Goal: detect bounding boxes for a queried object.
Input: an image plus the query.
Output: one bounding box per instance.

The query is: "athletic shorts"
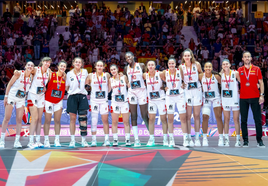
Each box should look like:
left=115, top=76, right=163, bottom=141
left=222, top=105, right=240, bottom=111
left=67, top=94, right=89, bottom=114
left=128, top=88, right=147, bottom=105
left=45, top=100, right=63, bottom=114
left=111, top=101, right=129, bottom=114
left=7, top=95, right=25, bottom=109
left=148, top=99, right=166, bottom=115
left=166, top=94, right=186, bottom=114
left=90, top=100, right=109, bottom=115
left=27, top=92, right=45, bottom=108
left=185, top=87, right=202, bottom=106
left=202, top=98, right=221, bottom=117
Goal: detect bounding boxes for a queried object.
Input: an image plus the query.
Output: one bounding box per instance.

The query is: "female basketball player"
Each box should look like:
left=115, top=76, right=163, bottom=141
left=179, top=49, right=203, bottom=147
left=221, top=59, right=241, bottom=147
left=0, top=61, right=34, bottom=148
left=200, top=62, right=224, bottom=146
left=124, top=52, right=149, bottom=147
left=86, top=60, right=111, bottom=147
left=66, top=57, right=89, bottom=148
left=27, top=57, right=52, bottom=149
left=144, top=61, right=168, bottom=146
left=110, top=64, right=131, bottom=146
left=43, top=60, right=67, bottom=147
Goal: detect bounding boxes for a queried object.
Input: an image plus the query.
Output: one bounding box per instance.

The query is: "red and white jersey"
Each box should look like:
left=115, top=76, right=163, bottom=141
left=29, top=67, right=49, bottom=95
left=146, top=71, right=165, bottom=101
left=201, top=74, right=220, bottom=100
left=182, top=63, right=201, bottom=88
left=90, top=72, right=108, bottom=102
left=111, top=76, right=128, bottom=103
left=9, top=71, right=31, bottom=98
left=127, top=63, right=146, bottom=91
left=166, top=69, right=184, bottom=96
left=66, top=68, right=88, bottom=95
left=221, top=70, right=239, bottom=107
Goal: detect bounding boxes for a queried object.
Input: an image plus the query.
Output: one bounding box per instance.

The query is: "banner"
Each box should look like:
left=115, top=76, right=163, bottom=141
left=137, top=57, right=157, bottom=64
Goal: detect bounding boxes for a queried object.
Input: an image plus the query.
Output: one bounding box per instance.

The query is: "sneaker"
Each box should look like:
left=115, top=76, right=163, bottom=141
left=183, top=138, right=190, bottom=147
left=146, top=139, right=155, bottom=146
left=36, top=141, right=44, bottom=148
left=195, top=139, right=201, bottom=147
left=169, top=137, right=175, bottom=147
left=224, top=139, right=230, bottom=147
left=82, top=140, right=89, bottom=147
left=44, top=139, right=50, bottom=148
left=188, top=139, right=194, bottom=147
left=91, top=140, right=97, bottom=147
left=163, top=138, right=169, bottom=146
left=202, top=138, right=209, bottom=146
left=102, top=140, right=111, bottom=147
left=235, top=140, right=241, bottom=147
left=69, top=140, right=76, bottom=148
left=125, top=140, right=131, bottom=146
left=242, top=141, right=249, bottom=147
left=257, top=141, right=265, bottom=148
left=54, top=138, right=61, bottom=147
left=218, top=138, right=224, bottom=146
left=134, top=139, right=141, bottom=147
left=14, top=141, right=22, bottom=148
left=27, top=142, right=38, bottom=149
left=113, top=140, right=118, bottom=147
left=0, top=139, right=5, bottom=148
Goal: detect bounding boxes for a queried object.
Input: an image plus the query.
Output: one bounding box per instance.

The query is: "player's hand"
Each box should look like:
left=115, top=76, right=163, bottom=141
left=128, top=83, right=130, bottom=88
left=181, top=82, right=187, bottom=89
left=165, top=87, right=169, bottom=91
left=259, top=96, right=264, bottom=105
left=119, top=72, right=124, bottom=77
left=4, top=97, right=8, bottom=107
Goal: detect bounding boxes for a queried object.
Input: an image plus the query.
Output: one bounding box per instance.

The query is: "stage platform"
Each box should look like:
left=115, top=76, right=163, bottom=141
left=1, top=136, right=268, bottom=185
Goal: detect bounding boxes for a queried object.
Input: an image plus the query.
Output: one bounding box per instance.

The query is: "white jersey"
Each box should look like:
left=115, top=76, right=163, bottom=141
left=146, top=71, right=165, bottom=101
left=9, top=71, right=31, bottom=99
left=111, top=76, right=128, bottom=103
left=182, top=63, right=201, bottom=89
left=127, top=63, right=146, bottom=91
left=66, top=69, right=88, bottom=95
left=221, top=70, right=239, bottom=107
left=166, top=69, right=184, bottom=96
left=29, top=67, right=49, bottom=95
left=90, top=72, right=108, bottom=102
left=201, top=74, right=220, bottom=100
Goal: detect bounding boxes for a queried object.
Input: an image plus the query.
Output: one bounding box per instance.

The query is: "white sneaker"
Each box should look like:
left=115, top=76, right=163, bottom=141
left=235, top=140, right=241, bottom=147
left=183, top=138, right=190, bottom=147
left=202, top=138, right=209, bottom=146
left=224, top=139, right=230, bottom=147
left=0, top=139, right=5, bottom=148
left=194, top=139, right=201, bottom=147
left=44, top=139, right=50, bottom=148
left=14, top=141, right=22, bottom=148
left=113, top=140, right=118, bottom=147
left=134, top=139, right=141, bottom=147
left=125, top=140, right=131, bottom=146
left=218, top=138, right=224, bottom=146
left=91, top=140, right=97, bottom=147
left=27, top=142, right=38, bottom=149
left=146, top=139, right=155, bottom=146
left=163, top=138, right=169, bottom=146
left=82, top=140, right=89, bottom=147
left=36, top=141, right=44, bottom=148
left=102, top=140, right=111, bottom=147
left=189, top=139, right=195, bottom=147
left=69, top=140, right=76, bottom=148
left=54, top=138, right=61, bottom=147
left=169, top=137, right=175, bottom=147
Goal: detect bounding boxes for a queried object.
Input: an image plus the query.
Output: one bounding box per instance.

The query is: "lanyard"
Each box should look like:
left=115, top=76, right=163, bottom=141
left=23, top=71, right=29, bottom=92
left=129, top=63, right=136, bottom=82
left=224, top=70, right=231, bottom=90
left=40, top=67, right=47, bottom=87
left=186, top=64, right=192, bottom=80
left=206, top=74, right=212, bottom=91
left=75, top=69, right=82, bottom=88
left=169, top=69, right=176, bottom=88
left=97, top=72, right=103, bottom=91
left=114, top=76, right=121, bottom=94
left=56, top=72, right=62, bottom=90
left=148, top=72, right=155, bottom=91
left=244, top=65, right=252, bottom=82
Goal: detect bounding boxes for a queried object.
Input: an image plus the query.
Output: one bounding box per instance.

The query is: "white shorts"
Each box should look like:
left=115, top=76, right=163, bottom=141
left=45, top=100, right=63, bottom=114
left=7, top=95, right=25, bottom=109
left=111, top=101, right=129, bottom=114
left=166, top=94, right=186, bottom=114
left=202, top=98, right=221, bottom=117
left=90, top=101, right=109, bottom=115
left=27, top=92, right=45, bottom=108
left=128, top=88, right=147, bottom=105
left=148, top=99, right=166, bottom=115
left=222, top=105, right=240, bottom=111
left=185, top=87, right=202, bottom=106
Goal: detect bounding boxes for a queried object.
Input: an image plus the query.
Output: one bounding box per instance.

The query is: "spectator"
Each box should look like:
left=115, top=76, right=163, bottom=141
left=33, top=30, right=43, bottom=60
left=42, top=39, right=50, bottom=57
left=213, top=39, right=222, bottom=57
left=13, top=3, right=22, bottom=17
left=62, top=27, right=72, bottom=41
left=6, top=35, right=15, bottom=47
left=24, top=50, right=32, bottom=62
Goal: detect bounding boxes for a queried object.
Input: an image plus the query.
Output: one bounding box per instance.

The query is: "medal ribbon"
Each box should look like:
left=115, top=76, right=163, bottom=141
left=113, top=76, right=121, bottom=94
left=56, top=72, right=62, bottom=90
left=75, top=69, right=82, bottom=88
left=23, top=71, right=28, bottom=92
left=148, top=72, right=155, bottom=91
left=129, top=63, right=136, bottom=82
left=41, top=67, right=47, bottom=87
left=224, top=70, right=231, bottom=90
left=169, top=69, right=176, bottom=88
left=97, top=72, right=103, bottom=91
left=186, top=64, right=192, bottom=80
left=244, top=65, right=252, bottom=83
left=206, top=74, right=212, bottom=91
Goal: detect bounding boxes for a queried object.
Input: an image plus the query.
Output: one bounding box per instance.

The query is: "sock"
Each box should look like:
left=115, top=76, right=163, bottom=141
left=105, top=134, right=109, bottom=141
left=55, top=135, right=59, bottom=140
left=71, top=135, right=75, bottom=141
left=150, top=135, right=154, bottom=140
left=92, top=135, right=96, bottom=141
left=236, top=135, right=240, bottom=141
left=163, top=134, right=167, bottom=140
left=1, top=132, right=5, bottom=140
left=15, top=135, right=20, bottom=141
left=29, top=135, right=34, bottom=142
left=44, top=135, right=49, bottom=141
left=169, top=133, right=174, bottom=138
left=195, top=132, right=199, bottom=140
left=183, top=133, right=188, bottom=140
left=35, top=135, right=40, bottom=142
left=125, top=133, right=130, bottom=140
left=188, top=134, right=191, bottom=139
left=81, top=136, right=86, bottom=142
left=219, top=134, right=223, bottom=139
left=132, top=126, right=139, bottom=140
left=224, top=134, right=229, bottom=140
left=203, top=133, right=207, bottom=139
left=113, top=133, right=118, bottom=140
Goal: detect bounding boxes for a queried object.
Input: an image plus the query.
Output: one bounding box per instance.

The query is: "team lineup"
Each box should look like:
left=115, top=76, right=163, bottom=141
left=0, top=49, right=265, bottom=149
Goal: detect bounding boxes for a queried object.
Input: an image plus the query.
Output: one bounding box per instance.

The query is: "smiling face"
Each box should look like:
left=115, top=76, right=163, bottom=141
left=125, top=53, right=134, bottom=64
left=73, top=58, right=82, bottom=69
left=25, top=61, right=34, bottom=72
left=58, top=62, right=67, bottom=73
left=168, top=59, right=176, bottom=70
left=42, top=60, right=51, bottom=69
left=183, top=51, right=191, bottom=63
left=95, top=61, right=104, bottom=73
left=110, top=65, right=118, bottom=76
left=204, top=62, right=212, bottom=74
left=242, top=52, right=252, bottom=65
left=222, top=60, right=231, bottom=72
left=147, top=61, right=156, bottom=72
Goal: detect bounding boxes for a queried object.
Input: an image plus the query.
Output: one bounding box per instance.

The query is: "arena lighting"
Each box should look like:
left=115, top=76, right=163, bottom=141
left=118, top=1, right=128, bottom=3
left=199, top=1, right=201, bottom=3
left=51, top=5, right=54, bottom=9
left=226, top=1, right=229, bottom=3
left=64, top=5, right=67, bottom=9
left=38, top=5, right=41, bottom=9
left=212, top=1, right=215, bottom=3
left=75, top=1, right=77, bottom=3
left=185, top=1, right=187, bottom=4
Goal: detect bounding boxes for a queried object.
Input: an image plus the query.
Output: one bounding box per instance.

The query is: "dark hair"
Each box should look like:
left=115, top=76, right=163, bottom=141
left=58, top=60, right=67, bottom=67
left=95, top=60, right=105, bottom=67
left=110, top=64, right=118, bottom=70
left=242, top=51, right=252, bottom=57
left=72, top=57, right=84, bottom=68
left=38, top=57, right=52, bottom=67
left=204, top=62, right=221, bottom=76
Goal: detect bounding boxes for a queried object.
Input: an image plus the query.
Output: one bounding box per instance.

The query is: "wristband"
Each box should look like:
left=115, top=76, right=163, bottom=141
left=5, top=95, right=8, bottom=98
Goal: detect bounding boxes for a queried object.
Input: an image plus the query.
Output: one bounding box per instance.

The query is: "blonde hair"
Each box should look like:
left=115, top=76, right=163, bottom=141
left=72, top=57, right=84, bottom=68
left=38, top=57, right=52, bottom=67
left=181, top=49, right=196, bottom=64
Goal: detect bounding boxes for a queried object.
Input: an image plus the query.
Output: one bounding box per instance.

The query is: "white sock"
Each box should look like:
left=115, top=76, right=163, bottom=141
left=150, top=135, right=154, bottom=140
left=183, top=133, right=188, bottom=140
left=15, top=135, right=20, bottom=141
left=163, top=134, right=167, bottom=140
left=105, top=134, right=109, bottom=141
left=71, top=135, right=75, bottom=141
left=125, top=133, right=130, bottom=140
left=224, top=134, right=229, bottom=140
left=113, top=133, right=118, bottom=140
left=195, top=132, right=199, bottom=140
left=1, top=132, right=5, bottom=140
left=44, top=135, right=49, bottom=141
left=236, top=135, right=240, bottom=141
left=92, top=135, right=96, bottom=141
left=219, top=134, right=223, bottom=139
left=203, top=133, right=207, bottom=139
left=188, top=134, right=191, bottom=139
left=55, top=135, right=59, bottom=140
left=81, top=136, right=86, bottom=142
left=35, top=135, right=40, bottom=142
left=29, top=135, right=34, bottom=142
left=132, top=126, right=139, bottom=140
left=169, top=133, right=174, bottom=138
